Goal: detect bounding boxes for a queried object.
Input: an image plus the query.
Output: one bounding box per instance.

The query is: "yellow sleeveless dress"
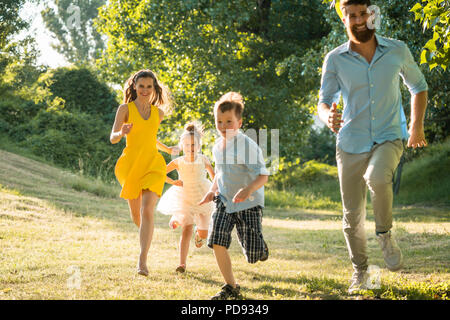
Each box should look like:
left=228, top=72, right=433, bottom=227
left=114, top=102, right=166, bottom=200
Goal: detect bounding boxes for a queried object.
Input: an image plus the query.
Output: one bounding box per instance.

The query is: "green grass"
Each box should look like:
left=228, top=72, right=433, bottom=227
left=0, top=148, right=449, bottom=300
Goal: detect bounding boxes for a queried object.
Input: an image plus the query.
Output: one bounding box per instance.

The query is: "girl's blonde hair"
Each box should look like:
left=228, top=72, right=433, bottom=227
left=179, top=121, right=204, bottom=149
left=123, top=69, right=173, bottom=114
left=214, top=92, right=244, bottom=119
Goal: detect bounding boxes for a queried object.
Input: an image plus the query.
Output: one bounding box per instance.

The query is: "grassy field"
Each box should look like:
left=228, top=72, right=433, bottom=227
left=0, top=149, right=449, bottom=300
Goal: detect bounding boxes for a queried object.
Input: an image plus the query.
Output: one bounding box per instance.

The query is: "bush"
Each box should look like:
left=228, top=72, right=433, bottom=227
left=22, top=108, right=122, bottom=181
left=35, top=67, right=119, bottom=123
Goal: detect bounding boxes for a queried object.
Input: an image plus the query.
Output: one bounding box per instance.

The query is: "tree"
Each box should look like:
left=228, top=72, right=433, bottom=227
left=410, top=0, right=450, bottom=71
left=41, top=0, right=106, bottom=65
left=96, top=0, right=330, bottom=161
left=0, top=0, right=28, bottom=50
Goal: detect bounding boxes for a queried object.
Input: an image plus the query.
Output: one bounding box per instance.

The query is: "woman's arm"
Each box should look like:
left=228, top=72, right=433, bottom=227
left=165, top=159, right=182, bottom=186
left=110, top=104, right=129, bottom=144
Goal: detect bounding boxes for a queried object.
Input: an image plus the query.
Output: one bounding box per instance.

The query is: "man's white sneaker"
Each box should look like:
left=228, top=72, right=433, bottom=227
left=377, top=231, right=403, bottom=271
left=348, top=270, right=370, bottom=294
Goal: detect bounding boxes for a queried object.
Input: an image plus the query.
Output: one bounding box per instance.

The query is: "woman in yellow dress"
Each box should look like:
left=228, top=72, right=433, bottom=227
left=110, top=69, right=179, bottom=276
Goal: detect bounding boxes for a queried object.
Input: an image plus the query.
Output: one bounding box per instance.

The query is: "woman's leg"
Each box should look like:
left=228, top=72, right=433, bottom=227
left=138, top=190, right=159, bottom=274
left=180, top=224, right=194, bottom=266
left=127, top=192, right=142, bottom=227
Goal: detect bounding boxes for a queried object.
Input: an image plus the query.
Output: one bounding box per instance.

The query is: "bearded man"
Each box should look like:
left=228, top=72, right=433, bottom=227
left=318, top=0, right=428, bottom=293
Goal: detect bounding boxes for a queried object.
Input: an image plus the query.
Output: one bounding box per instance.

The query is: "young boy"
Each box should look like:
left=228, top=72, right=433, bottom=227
left=198, top=92, right=270, bottom=300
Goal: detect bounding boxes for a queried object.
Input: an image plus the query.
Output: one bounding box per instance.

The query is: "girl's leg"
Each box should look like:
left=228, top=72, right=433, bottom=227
left=127, top=192, right=142, bottom=227
left=137, top=190, right=159, bottom=274
left=179, top=224, right=194, bottom=267
left=197, top=229, right=208, bottom=239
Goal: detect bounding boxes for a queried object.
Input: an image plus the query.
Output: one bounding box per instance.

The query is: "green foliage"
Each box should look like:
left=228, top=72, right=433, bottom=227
left=33, top=67, right=119, bottom=123
left=95, top=0, right=330, bottom=160
left=410, top=0, right=450, bottom=71
left=41, top=0, right=106, bottom=65
left=0, top=0, right=28, bottom=49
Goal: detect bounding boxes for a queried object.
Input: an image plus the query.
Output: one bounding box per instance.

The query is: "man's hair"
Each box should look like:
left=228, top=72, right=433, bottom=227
left=341, top=0, right=371, bottom=9
left=214, top=92, right=244, bottom=120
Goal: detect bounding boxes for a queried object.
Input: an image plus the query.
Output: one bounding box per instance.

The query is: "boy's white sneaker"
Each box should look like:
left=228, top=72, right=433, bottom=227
left=348, top=270, right=370, bottom=294
left=377, top=231, right=403, bottom=271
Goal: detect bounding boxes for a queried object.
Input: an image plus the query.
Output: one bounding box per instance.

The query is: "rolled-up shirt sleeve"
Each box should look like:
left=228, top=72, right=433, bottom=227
left=400, top=42, right=428, bottom=95
left=319, top=53, right=341, bottom=106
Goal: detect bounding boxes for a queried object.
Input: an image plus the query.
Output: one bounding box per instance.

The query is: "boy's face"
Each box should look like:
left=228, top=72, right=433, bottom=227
left=341, top=4, right=375, bottom=43
left=215, top=109, right=242, bottom=140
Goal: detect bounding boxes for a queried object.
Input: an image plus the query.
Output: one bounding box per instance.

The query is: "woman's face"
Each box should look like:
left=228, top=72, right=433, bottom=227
left=181, top=136, right=200, bottom=156
left=134, top=76, right=155, bottom=101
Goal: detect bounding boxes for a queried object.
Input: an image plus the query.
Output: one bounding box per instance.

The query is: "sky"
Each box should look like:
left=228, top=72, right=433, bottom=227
left=16, top=1, right=69, bottom=68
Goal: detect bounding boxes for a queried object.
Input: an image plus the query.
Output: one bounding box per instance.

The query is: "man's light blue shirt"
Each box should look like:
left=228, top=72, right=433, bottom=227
left=319, top=34, right=428, bottom=154
left=213, top=131, right=269, bottom=213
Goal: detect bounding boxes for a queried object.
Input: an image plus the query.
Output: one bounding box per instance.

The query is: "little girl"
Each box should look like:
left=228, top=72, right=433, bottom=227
left=156, top=121, right=215, bottom=273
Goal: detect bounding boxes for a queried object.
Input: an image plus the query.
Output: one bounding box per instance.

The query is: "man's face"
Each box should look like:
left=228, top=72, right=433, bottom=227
left=342, top=4, right=375, bottom=43
left=215, top=109, right=242, bottom=140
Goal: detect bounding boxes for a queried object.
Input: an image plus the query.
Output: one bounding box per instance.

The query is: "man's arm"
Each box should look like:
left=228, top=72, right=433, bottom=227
left=408, top=90, right=428, bottom=148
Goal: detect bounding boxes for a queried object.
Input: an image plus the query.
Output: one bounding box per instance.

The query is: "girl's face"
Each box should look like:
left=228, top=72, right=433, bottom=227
left=181, top=136, right=200, bottom=156
left=134, top=77, right=155, bottom=101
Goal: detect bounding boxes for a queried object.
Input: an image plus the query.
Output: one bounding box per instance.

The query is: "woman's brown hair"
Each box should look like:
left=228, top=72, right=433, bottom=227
left=123, top=69, right=173, bottom=114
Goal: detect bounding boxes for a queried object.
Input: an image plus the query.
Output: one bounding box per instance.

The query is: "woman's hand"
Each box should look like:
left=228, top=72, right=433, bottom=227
left=169, top=146, right=181, bottom=156
left=120, top=123, right=133, bottom=136
left=173, top=180, right=183, bottom=187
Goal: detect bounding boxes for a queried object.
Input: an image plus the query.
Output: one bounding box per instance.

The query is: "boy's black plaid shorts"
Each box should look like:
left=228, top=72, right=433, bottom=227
left=207, top=196, right=268, bottom=264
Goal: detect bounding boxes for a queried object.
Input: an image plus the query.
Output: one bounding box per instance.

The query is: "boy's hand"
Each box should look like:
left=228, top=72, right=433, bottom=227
left=173, top=180, right=183, bottom=187
left=198, top=191, right=215, bottom=205
left=232, top=187, right=252, bottom=203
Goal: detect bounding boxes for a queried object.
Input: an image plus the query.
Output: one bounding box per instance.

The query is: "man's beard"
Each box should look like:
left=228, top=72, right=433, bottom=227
left=348, top=24, right=375, bottom=43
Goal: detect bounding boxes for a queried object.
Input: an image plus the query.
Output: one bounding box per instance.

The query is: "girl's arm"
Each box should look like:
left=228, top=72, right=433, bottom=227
left=203, top=155, right=215, bottom=181
left=198, top=175, right=218, bottom=205
left=110, top=104, right=129, bottom=144
left=165, top=158, right=182, bottom=186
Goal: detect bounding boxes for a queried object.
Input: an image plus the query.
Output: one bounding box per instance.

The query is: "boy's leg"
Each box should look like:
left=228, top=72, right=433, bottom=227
left=364, top=140, right=403, bottom=233
left=213, top=245, right=236, bottom=287
left=336, top=147, right=370, bottom=272
left=207, top=197, right=236, bottom=286
left=235, top=206, right=267, bottom=264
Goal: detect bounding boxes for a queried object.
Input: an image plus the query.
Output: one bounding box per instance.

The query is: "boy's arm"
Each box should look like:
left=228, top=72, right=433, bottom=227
left=232, top=174, right=268, bottom=204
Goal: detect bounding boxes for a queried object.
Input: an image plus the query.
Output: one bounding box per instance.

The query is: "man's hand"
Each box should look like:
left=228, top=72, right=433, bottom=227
left=327, top=103, right=343, bottom=134
left=407, top=124, right=427, bottom=148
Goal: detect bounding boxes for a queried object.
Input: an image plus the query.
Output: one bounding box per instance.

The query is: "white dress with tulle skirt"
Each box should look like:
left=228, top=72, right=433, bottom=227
left=156, top=155, right=214, bottom=230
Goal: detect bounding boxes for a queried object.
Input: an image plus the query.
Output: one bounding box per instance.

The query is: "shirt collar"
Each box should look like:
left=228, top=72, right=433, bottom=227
left=337, top=34, right=389, bottom=56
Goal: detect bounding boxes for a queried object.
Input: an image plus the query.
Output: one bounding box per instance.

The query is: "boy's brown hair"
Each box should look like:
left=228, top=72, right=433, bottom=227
left=214, top=92, right=244, bottom=120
